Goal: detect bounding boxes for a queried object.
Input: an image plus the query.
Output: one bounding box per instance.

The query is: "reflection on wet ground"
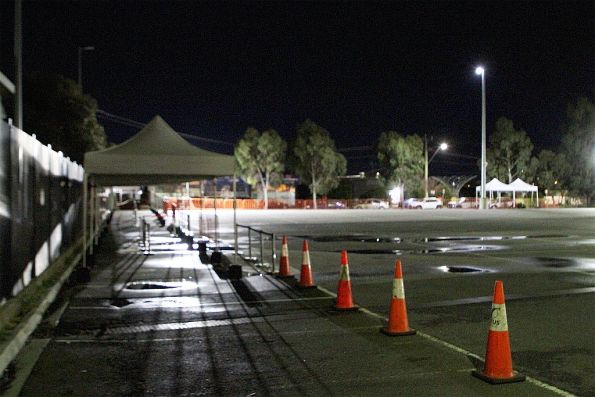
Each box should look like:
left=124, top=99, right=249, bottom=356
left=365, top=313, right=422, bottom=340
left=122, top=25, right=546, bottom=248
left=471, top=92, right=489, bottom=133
left=332, top=245, right=506, bottom=255
left=298, top=234, right=570, bottom=243
left=437, top=265, right=489, bottom=273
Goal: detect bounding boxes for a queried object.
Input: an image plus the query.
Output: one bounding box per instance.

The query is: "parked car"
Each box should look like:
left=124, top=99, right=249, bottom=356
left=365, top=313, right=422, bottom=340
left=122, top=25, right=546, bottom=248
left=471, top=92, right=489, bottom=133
left=403, top=198, right=421, bottom=208
left=414, top=197, right=443, bottom=209
left=326, top=201, right=346, bottom=209
left=355, top=199, right=390, bottom=209
left=447, top=197, right=465, bottom=208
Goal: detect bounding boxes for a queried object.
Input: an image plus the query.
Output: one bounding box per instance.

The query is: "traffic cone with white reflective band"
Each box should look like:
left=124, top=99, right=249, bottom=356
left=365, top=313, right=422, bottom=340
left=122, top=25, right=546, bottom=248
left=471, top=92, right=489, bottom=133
left=333, top=250, right=358, bottom=311
left=472, top=280, right=525, bottom=384
left=297, top=240, right=316, bottom=288
left=277, top=235, right=292, bottom=278
left=381, top=260, right=416, bottom=336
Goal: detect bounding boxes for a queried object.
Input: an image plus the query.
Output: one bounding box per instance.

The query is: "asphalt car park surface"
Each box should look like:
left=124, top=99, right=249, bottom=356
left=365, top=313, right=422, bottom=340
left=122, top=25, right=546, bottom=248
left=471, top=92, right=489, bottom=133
left=8, top=208, right=593, bottom=396
left=219, top=208, right=594, bottom=396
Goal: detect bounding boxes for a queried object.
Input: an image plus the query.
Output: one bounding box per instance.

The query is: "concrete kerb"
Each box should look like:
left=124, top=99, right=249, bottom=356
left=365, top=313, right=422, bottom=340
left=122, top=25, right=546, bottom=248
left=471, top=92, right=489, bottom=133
left=0, top=238, right=85, bottom=377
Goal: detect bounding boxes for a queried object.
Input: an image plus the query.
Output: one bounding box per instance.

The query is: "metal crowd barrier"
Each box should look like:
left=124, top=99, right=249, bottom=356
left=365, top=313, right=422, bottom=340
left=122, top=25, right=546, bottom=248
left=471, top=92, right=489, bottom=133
left=235, top=224, right=276, bottom=273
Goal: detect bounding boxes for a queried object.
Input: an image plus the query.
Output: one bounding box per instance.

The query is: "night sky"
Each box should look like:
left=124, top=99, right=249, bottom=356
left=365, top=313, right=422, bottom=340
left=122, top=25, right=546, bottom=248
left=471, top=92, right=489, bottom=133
left=1, top=1, right=593, bottom=174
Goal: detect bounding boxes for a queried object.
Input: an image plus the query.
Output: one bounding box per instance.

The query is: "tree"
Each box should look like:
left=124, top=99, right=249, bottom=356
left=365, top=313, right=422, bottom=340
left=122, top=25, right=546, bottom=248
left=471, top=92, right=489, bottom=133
left=23, top=71, right=107, bottom=163
left=235, top=127, right=286, bottom=209
left=292, top=119, right=346, bottom=208
left=560, top=97, right=595, bottom=205
left=526, top=150, right=569, bottom=193
left=376, top=131, right=424, bottom=196
left=486, top=117, right=533, bottom=183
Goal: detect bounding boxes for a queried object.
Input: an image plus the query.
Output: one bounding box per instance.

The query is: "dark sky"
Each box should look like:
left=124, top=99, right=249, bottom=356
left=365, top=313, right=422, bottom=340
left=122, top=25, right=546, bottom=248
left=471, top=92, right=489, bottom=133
left=1, top=0, right=593, bottom=174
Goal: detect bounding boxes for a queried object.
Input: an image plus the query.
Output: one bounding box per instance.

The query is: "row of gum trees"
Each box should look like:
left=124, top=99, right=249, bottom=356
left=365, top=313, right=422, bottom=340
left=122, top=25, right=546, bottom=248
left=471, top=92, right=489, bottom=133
left=236, top=97, right=594, bottom=208
left=235, top=118, right=432, bottom=209
left=235, top=119, right=347, bottom=209
left=486, top=97, right=594, bottom=205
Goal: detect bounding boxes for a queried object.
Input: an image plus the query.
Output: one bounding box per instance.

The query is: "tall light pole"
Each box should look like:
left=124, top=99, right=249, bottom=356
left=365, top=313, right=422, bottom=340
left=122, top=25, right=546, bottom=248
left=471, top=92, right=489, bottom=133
left=77, top=46, right=94, bottom=91
left=14, top=0, right=23, bottom=128
left=424, top=134, right=447, bottom=198
left=475, top=66, right=487, bottom=209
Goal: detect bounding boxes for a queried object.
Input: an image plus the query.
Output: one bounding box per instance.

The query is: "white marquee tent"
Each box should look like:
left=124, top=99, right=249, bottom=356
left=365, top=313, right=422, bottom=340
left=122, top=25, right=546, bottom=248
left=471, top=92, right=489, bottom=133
left=509, top=178, right=539, bottom=207
left=475, top=177, right=539, bottom=207
left=83, top=115, right=237, bottom=266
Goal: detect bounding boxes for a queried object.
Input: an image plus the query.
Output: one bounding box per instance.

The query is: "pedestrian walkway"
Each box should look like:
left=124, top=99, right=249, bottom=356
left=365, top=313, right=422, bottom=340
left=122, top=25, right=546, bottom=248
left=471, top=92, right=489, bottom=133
left=10, top=211, right=569, bottom=396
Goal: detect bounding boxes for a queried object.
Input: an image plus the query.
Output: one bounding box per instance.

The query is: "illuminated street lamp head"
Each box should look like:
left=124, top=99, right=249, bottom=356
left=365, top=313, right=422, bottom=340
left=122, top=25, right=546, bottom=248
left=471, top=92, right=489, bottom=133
left=475, top=66, right=485, bottom=75
left=439, top=142, right=448, bottom=151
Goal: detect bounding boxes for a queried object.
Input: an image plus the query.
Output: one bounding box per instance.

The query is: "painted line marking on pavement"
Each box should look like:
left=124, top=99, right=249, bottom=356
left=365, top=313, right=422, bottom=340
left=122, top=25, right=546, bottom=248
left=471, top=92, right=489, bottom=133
left=103, top=316, right=261, bottom=335
left=315, top=285, right=576, bottom=397
left=412, top=287, right=595, bottom=309
left=53, top=325, right=385, bottom=344
left=68, top=295, right=335, bottom=310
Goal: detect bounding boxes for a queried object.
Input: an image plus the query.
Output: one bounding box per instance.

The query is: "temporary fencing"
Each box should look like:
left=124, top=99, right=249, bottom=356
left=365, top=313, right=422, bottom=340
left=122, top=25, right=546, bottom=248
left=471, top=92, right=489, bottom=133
left=0, top=120, right=84, bottom=300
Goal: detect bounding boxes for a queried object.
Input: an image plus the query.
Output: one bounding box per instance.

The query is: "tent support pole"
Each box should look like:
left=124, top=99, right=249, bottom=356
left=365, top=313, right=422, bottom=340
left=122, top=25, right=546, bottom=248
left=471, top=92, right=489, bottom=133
left=233, top=174, right=238, bottom=265
left=82, top=172, right=88, bottom=268
left=213, top=185, right=218, bottom=250
left=89, top=180, right=94, bottom=255
left=95, top=184, right=100, bottom=245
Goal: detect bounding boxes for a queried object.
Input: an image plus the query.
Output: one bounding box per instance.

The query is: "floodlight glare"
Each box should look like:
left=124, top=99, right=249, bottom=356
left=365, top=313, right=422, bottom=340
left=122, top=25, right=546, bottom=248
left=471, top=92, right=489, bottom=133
left=475, top=66, right=485, bottom=75
left=440, top=142, right=448, bottom=150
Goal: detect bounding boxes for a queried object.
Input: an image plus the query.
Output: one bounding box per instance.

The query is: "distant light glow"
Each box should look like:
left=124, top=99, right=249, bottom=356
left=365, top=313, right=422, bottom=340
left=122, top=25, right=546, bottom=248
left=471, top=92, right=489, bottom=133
left=475, top=66, right=485, bottom=75
left=439, top=142, right=448, bottom=150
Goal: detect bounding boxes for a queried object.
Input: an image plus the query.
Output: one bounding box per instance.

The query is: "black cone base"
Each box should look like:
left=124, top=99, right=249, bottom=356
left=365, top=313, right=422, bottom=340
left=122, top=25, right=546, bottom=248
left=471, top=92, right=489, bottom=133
left=472, top=370, right=526, bottom=384
left=380, top=327, right=416, bottom=336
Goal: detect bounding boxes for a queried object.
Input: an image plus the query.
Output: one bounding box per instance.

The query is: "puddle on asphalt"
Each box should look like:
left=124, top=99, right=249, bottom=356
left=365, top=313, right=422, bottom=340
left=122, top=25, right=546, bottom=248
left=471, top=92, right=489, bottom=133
left=110, top=298, right=133, bottom=307
left=437, top=265, right=489, bottom=273
left=335, top=245, right=505, bottom=255
left=533, top=257, right=576, bottom=268
left=300, top=234, right=569, bottom=243
left=124, top=280, right=198, bottom=290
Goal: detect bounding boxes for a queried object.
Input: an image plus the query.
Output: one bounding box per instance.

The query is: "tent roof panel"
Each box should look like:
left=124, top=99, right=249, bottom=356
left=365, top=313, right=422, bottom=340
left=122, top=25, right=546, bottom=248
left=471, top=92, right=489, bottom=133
left=476, top=178, right=511, bottom=192
left=84, top=115, right=235, bottom=185
left=510, top=178, right=538, bottom=192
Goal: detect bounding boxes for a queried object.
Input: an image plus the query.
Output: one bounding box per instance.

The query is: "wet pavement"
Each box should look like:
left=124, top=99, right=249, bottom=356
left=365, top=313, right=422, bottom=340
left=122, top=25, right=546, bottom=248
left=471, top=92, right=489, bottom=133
left=7, top=210, right=583, bottom=396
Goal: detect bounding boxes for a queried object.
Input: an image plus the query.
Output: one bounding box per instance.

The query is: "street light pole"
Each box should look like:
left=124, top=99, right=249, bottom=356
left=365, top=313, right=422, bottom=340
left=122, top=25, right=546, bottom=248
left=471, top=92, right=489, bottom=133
left=77, top=46, right=94, bottom=91
left=424, top=134, right=429, bottom=198
left=475, top=66, right=487, bottom=209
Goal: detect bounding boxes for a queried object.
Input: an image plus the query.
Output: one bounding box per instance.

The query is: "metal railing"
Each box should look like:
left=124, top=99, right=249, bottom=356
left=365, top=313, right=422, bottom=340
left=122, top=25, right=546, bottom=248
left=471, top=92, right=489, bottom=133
left=235, top=224, right=276, bottom=273
left=139, top=218, right=151, bottom=255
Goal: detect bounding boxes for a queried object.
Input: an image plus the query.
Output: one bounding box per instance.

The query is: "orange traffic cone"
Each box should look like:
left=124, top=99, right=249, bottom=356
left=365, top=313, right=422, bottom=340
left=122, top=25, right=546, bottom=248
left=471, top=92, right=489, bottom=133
left=380, top=260, right=416, bottom=336
left=333, top=250, right=358, bottom=311
left=277, top=235, right=292, bottom=278
left=472, top=280, right=525, bottom=384
left=297, top=240, right=316, bottom=288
